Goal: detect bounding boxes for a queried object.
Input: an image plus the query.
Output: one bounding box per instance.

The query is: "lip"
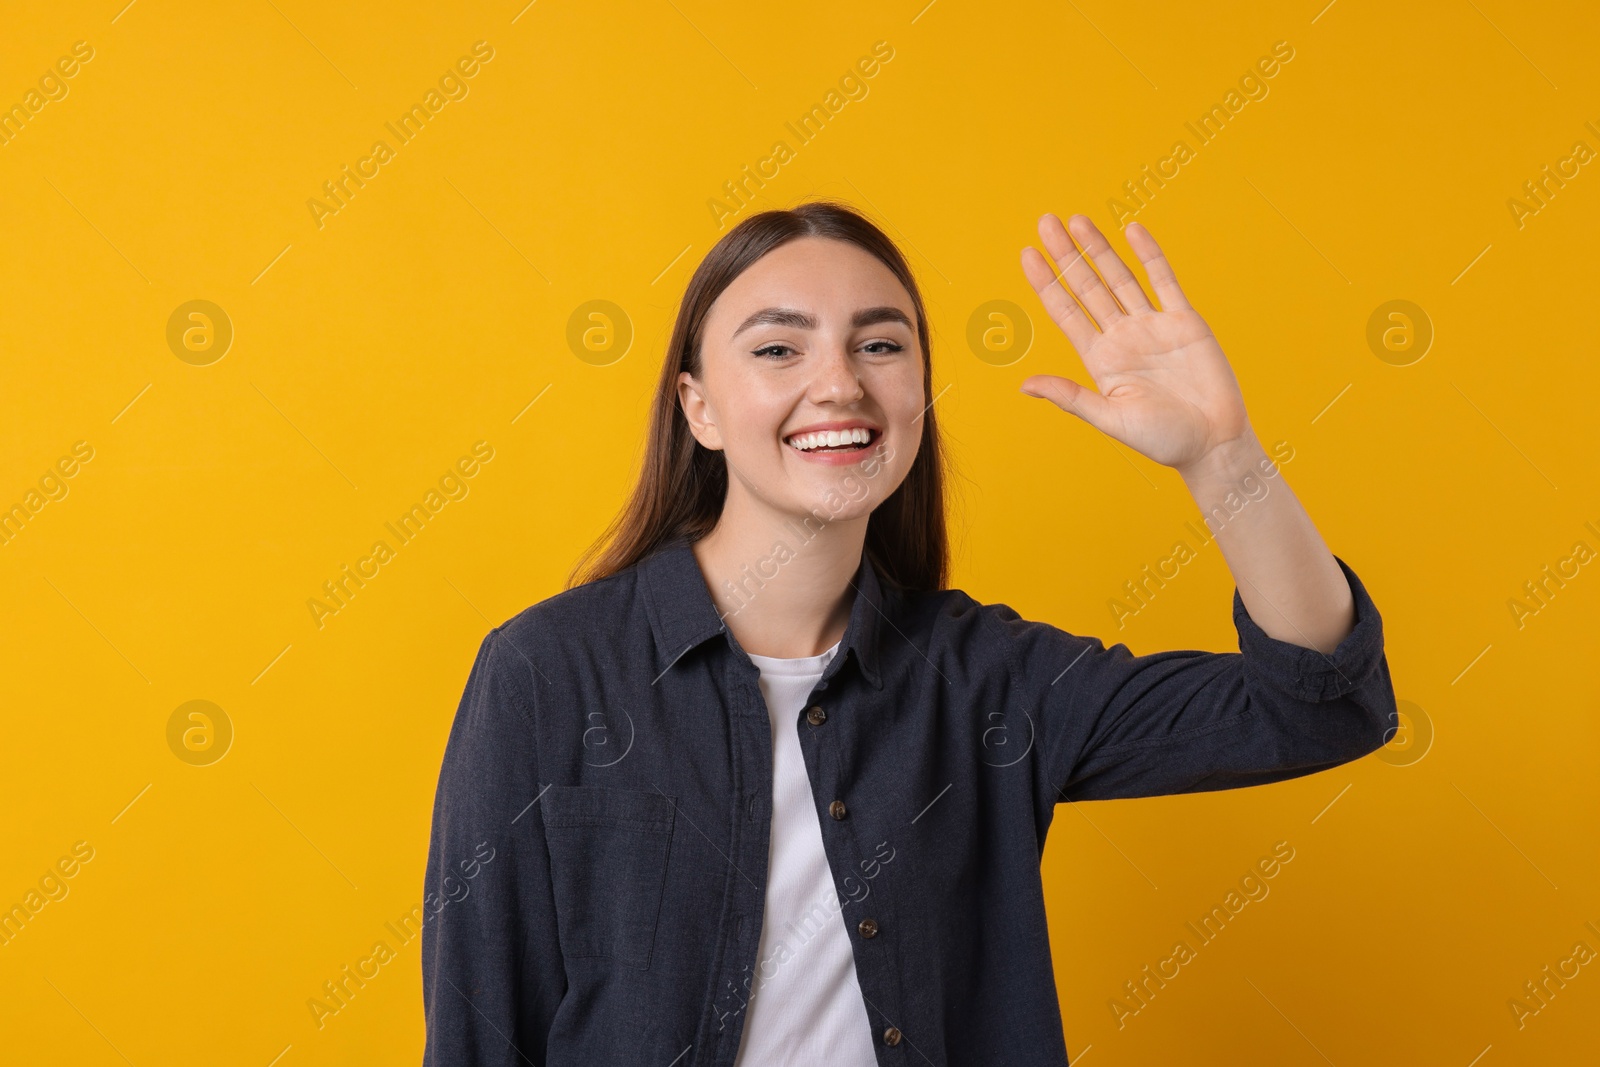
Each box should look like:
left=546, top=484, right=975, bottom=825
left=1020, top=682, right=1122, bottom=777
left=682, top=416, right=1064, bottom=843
left=783, top=420, right=883, bottom=466
left=783, top=419, right=881, bottom=439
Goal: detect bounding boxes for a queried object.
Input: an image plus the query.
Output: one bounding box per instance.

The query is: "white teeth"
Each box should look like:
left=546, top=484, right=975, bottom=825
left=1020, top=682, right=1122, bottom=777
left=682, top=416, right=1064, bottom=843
left=787, top=427, right=873, bottom=452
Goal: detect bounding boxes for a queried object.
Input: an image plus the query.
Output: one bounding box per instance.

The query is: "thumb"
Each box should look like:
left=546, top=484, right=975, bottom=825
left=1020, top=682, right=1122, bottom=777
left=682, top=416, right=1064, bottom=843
left=1020, top=374, right=1118, bottom=435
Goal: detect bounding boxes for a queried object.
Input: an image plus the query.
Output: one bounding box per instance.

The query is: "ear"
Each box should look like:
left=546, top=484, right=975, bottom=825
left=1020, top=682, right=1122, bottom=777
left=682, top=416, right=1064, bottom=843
left=676, top=371, right=723, bottom=451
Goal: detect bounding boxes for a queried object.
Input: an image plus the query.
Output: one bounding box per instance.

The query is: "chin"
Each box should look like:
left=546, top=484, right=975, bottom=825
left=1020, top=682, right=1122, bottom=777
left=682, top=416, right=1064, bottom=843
left=790, top=493, right=877, bottom=527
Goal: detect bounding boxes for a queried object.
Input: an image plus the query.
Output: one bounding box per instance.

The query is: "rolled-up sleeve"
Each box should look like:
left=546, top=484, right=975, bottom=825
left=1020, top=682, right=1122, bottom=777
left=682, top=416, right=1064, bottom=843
left=980, top=555, right=1397, bottom=810
left=422, top=627, right=566, bottom=1066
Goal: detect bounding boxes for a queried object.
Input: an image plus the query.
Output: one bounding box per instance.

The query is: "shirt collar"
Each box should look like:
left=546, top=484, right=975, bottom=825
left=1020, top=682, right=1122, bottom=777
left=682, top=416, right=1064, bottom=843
left=640, top=535, right=886, bottom=690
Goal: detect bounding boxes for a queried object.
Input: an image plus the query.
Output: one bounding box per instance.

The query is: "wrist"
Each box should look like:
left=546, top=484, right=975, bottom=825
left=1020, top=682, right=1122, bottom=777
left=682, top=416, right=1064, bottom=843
left=1176, top=427, right=1266, bottom=489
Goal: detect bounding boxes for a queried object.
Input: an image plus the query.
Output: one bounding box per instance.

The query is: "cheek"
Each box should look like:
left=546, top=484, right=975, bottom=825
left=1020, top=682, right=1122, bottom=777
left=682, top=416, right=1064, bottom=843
left=719, top=384, right=791, bottom=453
left=703, top=366, right=770, bottom=437
left=884, top=368, right=927, bottom=433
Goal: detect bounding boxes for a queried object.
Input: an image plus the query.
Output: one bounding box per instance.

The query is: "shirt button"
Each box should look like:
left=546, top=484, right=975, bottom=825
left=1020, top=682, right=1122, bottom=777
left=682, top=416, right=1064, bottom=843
left=806, top=705, right=827, bottom=726
left=858, top=917, right=878, bottom=938
left=829, top=800, right=847, bottom=820
left=883, top=1026, right=902, bottom=1046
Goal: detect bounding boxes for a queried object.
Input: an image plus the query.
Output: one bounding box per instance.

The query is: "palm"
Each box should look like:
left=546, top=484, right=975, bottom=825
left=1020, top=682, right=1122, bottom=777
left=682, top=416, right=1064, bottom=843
left=1018, top=214, right=1249, bottom=474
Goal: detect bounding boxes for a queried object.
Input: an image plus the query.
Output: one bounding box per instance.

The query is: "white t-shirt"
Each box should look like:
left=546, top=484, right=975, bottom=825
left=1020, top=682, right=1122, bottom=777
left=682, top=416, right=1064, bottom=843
left=732, top=639, right=878, bottom=1066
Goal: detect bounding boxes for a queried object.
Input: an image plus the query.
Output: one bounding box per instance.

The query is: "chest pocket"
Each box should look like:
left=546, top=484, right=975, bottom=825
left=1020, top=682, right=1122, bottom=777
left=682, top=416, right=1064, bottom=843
left=540, top=784, right=676, bottom=970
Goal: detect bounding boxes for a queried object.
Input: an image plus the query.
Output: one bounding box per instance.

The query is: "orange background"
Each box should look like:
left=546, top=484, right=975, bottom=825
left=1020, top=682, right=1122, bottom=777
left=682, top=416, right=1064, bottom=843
left=1, top=1, right=1596, bottom=1063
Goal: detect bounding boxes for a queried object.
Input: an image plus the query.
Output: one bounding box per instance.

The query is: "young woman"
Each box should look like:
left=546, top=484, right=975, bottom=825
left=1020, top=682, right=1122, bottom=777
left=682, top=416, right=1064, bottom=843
left=421, top=201, right=1397, bottom=1066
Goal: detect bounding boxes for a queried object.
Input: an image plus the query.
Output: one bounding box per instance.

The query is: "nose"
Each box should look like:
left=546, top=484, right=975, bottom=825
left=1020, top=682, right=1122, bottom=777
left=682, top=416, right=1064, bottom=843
left=808, top=343, right=864, bottom=404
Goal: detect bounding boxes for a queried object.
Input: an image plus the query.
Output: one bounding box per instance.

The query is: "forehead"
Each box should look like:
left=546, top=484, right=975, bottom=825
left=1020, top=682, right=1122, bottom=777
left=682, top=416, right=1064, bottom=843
left=707, top=237, right=915, bottom=334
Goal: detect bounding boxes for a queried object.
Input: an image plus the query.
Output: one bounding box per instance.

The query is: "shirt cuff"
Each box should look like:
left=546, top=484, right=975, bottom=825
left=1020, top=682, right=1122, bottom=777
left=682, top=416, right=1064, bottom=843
left=1231, top=554, right=1387, bottom=704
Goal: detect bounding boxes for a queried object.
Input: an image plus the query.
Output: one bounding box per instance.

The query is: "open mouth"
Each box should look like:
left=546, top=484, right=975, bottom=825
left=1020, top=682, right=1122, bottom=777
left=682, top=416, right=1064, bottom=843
left=784, top=427, right=880, bottom=454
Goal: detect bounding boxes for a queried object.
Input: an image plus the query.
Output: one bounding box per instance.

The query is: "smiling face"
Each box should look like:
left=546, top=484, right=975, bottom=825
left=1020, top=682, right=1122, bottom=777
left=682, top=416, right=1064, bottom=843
left=677, top=235, right=925, bottom=529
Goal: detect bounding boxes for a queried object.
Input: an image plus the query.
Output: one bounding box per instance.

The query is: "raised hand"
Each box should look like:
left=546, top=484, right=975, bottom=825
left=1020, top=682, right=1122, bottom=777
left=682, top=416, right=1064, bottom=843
left=1019, top=213, right=1251, bottom=476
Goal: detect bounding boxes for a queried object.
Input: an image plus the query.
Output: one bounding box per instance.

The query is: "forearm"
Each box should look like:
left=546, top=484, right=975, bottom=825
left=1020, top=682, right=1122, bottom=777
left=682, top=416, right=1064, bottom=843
left=1177, top=428, right=1354, bottom=654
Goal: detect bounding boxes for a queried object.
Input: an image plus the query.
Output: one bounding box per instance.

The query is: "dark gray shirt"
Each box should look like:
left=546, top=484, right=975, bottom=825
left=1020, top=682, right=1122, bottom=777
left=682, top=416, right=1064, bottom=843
left=421, top=536, right=1396, bottom=1066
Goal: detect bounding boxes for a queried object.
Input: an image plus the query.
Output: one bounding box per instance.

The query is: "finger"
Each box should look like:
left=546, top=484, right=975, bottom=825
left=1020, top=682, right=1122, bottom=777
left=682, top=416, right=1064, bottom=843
left=1069, top=214, right=1155, bottom=315
left=1020, top=245, right=1098, bottom=356
left=1019, top=373, right=1119, bottom=437
left=1037, top=213, right=1124, bottom=328
left=1123, top=221, right=1192, bottom=312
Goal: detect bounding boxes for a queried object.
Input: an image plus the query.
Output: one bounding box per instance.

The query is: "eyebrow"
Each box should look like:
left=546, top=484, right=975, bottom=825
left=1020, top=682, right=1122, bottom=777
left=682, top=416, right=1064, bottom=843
left=731, top=305, right=913, bottom=339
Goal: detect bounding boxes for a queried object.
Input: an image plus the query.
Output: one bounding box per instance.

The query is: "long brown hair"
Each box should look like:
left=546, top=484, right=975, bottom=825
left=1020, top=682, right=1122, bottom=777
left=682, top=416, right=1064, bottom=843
left=565, top=199, right=951, bottom=593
